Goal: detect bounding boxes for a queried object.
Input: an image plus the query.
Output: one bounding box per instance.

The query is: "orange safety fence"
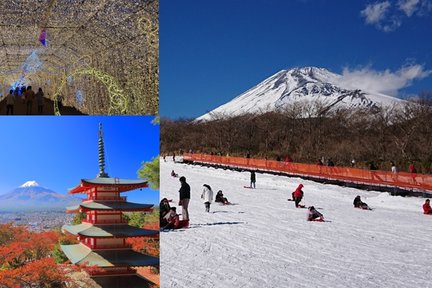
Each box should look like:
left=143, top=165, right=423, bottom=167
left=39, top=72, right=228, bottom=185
left=183, top=153, right=432, bottom=192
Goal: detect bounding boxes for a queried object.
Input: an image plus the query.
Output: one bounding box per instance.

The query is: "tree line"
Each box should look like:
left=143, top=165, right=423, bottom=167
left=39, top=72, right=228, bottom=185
left=161, top=96, right=432, bottom=174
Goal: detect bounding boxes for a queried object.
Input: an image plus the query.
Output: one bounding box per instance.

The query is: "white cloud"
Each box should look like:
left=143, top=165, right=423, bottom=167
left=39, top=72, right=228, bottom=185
left=398, top=0, right=432, bottom=16
left=361, top=0, right=431, bottom=31
left=398, top=0, right=420, bottom=16
left=338, top=65, right=431, bottom=95
left=361, top=1, right=391, bottom=24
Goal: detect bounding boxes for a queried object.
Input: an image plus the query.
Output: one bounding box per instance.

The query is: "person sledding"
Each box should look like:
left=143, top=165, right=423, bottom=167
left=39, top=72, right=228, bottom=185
left=292, top=184, right=305, bottom=208
left=162, top=207, right=181, bottom=229
left=353, top=195, right=371, bottom=210
left=201, top=184, right=214, bottom=212
left=215, top=190, right=230, bottom=205
left=160, top=198, right=171, bottom=226
left=171, top=170, right=178, bottom=177
left=307, top=206, right=324, bottom=222
left=423, top=199, right=432, bottom=215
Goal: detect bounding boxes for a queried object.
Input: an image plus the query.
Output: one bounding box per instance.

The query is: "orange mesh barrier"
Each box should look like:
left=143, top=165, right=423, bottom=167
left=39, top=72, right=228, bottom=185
left=183, top=153, right=432, bottom=192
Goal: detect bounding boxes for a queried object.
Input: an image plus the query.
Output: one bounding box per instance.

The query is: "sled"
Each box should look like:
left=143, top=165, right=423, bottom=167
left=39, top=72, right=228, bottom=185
left=244, top=186, right=254, bottom=189
left=308, top=218, right=325, bottom=222
left=161, top=219, right=189, bottom=230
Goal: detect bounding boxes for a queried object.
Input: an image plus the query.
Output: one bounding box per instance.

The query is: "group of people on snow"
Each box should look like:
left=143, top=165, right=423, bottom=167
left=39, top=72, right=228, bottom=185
left=160, top=173, right=232, bottom=229
left=289, top=184, right=376, bottom=222
left=289, top=183, right=324, bottom=221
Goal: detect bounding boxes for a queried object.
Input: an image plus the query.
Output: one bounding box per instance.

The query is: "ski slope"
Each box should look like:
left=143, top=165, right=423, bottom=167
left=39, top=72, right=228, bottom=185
left=160, top=159, right=432, bottom=288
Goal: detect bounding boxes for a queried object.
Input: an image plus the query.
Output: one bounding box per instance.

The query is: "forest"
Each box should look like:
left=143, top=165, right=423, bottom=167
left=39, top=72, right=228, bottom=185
left=161, top=96, right=432, bottom=174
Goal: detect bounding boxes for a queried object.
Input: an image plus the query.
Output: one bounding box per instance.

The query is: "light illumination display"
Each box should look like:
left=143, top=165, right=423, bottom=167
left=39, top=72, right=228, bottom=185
left=0, top=0, right=158, bottom=115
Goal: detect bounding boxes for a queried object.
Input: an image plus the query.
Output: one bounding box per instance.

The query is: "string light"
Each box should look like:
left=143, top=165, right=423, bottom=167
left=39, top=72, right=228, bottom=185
left=0, top=0, right=158, bottom=115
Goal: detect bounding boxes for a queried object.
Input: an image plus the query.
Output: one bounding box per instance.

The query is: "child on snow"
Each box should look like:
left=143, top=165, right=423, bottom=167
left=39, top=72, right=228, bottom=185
left=307, top=206, right=324, bottom=221
left=353, top=195, right=371, bottom=210
left=171, top=170, right=178, bottom=177
left=163, top=207, right=180, bottom=229
left=215, top=190, right=230, bottom=205
left=423, top=199, right=431, bottom=215
left=201, top=184, right=214, bottom=212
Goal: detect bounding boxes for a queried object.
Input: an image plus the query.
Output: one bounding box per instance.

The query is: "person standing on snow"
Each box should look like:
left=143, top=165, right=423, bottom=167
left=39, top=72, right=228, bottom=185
left=201, top=184, right=214, bottom=212
left=292, top=184, right=304, bottom=208
left=179, top=176, right=190, bottom=220
left=250, top=171, right=256, bottom=188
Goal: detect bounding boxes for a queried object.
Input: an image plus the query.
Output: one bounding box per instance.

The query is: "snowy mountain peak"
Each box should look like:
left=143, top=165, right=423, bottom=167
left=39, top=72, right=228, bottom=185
left=20, top=180, right=41, bottom=187
left=196, top=66, right=406, bottom=121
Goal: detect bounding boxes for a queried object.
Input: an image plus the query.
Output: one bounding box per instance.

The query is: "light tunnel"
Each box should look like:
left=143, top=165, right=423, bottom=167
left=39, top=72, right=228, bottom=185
left=0, top=0, right=158, bottom=115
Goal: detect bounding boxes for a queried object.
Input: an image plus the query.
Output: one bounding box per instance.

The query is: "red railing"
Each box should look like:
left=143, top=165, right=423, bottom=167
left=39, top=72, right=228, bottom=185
left=183, top=153, right=432, bottom=192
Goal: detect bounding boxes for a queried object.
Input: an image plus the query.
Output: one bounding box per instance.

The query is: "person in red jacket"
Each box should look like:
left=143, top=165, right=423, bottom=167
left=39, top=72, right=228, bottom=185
left=423, top=199, right=431, bottom=215
left=292, top=184, right=304, bottom=208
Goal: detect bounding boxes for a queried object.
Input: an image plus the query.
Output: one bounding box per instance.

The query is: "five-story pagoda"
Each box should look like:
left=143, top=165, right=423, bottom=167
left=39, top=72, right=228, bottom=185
left=61, top=123, right=159, bottom=287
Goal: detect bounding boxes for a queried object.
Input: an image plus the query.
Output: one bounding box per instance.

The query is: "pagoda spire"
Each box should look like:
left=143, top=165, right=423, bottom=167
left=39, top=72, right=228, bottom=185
left=97, top=123, right=109, bottom=178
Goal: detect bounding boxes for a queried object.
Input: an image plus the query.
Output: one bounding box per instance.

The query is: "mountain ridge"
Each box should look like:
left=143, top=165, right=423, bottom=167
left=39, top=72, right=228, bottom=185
left=0, top=181, right=80, bottom=211
left=196, top=67, right=406, bottom=121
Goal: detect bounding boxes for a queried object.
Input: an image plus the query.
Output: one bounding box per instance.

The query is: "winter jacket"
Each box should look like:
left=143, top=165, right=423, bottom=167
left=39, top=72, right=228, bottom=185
left=201, top=185, right=213, bottom=203
left=250, top=171, right=256, bottom=182
left=353, top=196, right=362, bottom=208
left=293, top=184, right=304, bottom=199
left=307, top=208, right=323, bottom=221
left=179, top=182, right=190, bottom=200
left=215, top=192, right=224, bottom=203
left=423, top=202, right=431, bottom=214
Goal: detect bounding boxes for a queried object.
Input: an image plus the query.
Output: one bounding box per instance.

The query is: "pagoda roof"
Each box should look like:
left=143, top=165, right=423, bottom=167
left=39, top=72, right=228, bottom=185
left=69, top=178, right=148, bottom=194
left=61, top=243, right=159, bottom=267
left=91, top=275, right=155, bottom=288
left=66, top=201, right=153, bottom=212
left=62, top=223, right=159, bottom=238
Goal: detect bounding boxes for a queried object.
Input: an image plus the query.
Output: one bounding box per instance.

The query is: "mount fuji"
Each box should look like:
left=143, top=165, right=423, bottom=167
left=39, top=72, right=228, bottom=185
left=196, top=67, right=406, bottom=121
left=0, top=181, right=80, bottom=211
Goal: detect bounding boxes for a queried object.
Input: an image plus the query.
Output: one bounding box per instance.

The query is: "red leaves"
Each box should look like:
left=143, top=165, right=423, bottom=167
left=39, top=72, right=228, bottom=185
left=0, top=258, right=67, bottom=287
left=0, top=224, right=84, bottom=287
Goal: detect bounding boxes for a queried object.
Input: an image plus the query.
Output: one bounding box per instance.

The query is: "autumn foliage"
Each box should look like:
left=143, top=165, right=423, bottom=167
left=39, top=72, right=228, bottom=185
left=0, top=224, right=82, bottom=288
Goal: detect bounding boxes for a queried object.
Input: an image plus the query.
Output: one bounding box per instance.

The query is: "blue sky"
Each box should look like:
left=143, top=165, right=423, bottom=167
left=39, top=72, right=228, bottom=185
left=0, top=116, right=160, bottom=205
left=160, top=0, right=432, bottom=119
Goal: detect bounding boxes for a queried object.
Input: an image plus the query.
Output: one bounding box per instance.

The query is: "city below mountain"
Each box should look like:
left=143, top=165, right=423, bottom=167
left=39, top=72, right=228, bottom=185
left=196, top=67, right=406, bottom=121
left=0, top=180, right=80, bottom=212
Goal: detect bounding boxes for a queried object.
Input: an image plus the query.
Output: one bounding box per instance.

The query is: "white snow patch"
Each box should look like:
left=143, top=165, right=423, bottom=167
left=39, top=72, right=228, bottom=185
left=160, top=159, right=432, bottom=287
left=20, top=180, right=41, bottom=187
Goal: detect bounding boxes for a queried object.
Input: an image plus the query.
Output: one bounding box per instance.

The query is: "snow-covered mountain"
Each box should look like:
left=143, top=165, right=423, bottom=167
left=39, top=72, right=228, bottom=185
left=0, top=181, right=80, bottom=211
left=196, top=67, right=406, bottom=121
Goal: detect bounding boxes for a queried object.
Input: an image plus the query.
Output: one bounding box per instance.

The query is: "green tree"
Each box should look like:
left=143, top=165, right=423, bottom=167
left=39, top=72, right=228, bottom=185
left=138, top=156, right=159, bottom=189
left=72, top=212, right=86, bottom=225
left=127, top=212, right=146, bottom=228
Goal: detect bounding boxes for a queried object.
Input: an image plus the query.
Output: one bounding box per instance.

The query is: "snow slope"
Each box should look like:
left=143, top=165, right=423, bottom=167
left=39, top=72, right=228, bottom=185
left=160, top=159, right=431, bottom=288
left=196, top=67, right=405, bottom=121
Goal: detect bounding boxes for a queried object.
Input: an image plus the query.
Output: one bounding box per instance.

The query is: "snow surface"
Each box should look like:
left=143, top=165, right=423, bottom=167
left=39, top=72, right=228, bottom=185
left=196, top=67, right=406, bottom=121
left=20, top=180, right=40, bottom=187
left=160, top=158, right=432, bottom=288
